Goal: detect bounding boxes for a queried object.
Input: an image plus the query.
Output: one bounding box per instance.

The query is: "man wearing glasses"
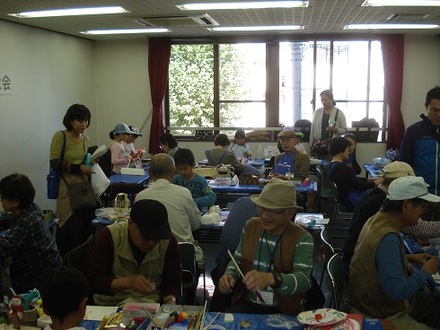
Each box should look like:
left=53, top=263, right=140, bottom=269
left=270, top=130, right=310, bottom=181
left=217, top=178, right=314, bottom=315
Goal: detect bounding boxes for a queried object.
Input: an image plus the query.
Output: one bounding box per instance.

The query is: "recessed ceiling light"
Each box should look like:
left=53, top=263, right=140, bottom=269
left=177, top=1, right=309, bottom=10
left=9, top=6, right=128, bottom=18
left=362, top=0, right=440, bottom=6
left=344, top=23, right=439, bottom=30
left=81, top=28, right=170, bottom=35
left=208, top=25, right=305, bottom=32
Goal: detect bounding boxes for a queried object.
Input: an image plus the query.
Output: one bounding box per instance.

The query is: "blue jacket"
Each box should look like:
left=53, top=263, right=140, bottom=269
left=400, top=119, right=440, bottom=194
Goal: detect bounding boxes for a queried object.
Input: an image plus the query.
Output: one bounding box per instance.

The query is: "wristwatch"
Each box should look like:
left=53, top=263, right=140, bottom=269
left=271, top=271, right=283, bottom=288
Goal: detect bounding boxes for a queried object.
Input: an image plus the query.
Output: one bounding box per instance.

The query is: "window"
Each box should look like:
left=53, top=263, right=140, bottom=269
left=167, top=38, right=385, bottom=139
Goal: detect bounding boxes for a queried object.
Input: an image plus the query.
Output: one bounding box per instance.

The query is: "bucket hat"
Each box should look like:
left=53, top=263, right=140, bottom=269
left=250, top=178, right=303, bottom=209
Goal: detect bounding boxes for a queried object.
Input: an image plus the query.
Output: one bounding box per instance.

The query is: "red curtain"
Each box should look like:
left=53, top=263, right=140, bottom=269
left=148, top=37, right=171, bottom=154
left=381, top=34, right=405, bottom=149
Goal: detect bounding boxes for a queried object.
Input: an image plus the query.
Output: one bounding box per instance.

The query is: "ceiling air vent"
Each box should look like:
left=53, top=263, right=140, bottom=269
left=136, top=13, right=219, bottom=27
left=387, top=13, right=430, bottom=22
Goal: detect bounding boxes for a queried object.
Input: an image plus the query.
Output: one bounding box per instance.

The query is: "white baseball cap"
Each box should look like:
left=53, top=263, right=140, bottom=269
left=388, top=176, right=440, bottom=203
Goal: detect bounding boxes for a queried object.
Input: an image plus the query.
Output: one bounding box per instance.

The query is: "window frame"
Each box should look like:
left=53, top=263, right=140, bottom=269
left=165, top=35, right=386, bottom=141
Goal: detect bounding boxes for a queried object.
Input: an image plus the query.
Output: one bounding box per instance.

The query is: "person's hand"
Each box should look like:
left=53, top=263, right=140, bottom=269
left=271, top=173, right=289, bottom=181
left=242, top=270, right=273, bottom=292
left=129, top=275, right=154, bottom=294
left=80, top=164, right=94, bottom=175
left=423, top=257, right=439, bottom=275
left=407, top=253, right=436, bottom=265
left=373, top=177, right=383, bottom=186
left=326, top=126, right=338, bottom=133
left=218, top=274, right=235, bottom=294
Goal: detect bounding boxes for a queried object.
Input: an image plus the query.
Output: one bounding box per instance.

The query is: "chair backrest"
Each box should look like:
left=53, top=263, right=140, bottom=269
left=320, top=228, right=335, bottom=259
left=315, top=165, right=324, bottom=192
left=62, top=234, right=94, bottom=276
left=328, top=180, right=346, bottom=218
left=178, top=242, right=197, bottom=304
left=319, top=228, right=335, bottom=286
left=326, top=253, right=346, bottom=310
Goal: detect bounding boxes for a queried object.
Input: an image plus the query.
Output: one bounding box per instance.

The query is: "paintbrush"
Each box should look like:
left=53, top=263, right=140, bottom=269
left=227, top=250, right=266, bottom=304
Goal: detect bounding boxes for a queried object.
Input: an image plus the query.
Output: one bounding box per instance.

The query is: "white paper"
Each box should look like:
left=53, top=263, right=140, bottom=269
left=84, top=305, right=118, bottom=321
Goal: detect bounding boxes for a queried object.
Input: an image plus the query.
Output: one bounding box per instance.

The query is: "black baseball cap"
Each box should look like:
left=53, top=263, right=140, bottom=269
left=130, top=199, right=171, bottom=240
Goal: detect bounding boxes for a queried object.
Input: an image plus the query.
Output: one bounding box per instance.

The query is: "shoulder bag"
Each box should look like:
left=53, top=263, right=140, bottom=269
left=62, top=175, right=99, bottom=211
left=311, top=109, right=340, bottom=155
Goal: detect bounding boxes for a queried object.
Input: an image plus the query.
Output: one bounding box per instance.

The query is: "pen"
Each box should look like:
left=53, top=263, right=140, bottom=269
left=227, top=250, right=266, bottom=304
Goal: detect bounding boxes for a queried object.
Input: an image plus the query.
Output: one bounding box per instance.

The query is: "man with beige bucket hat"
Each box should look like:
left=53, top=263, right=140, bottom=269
left=217, top=178, right=314, bottom=315
left=343, top=161, right=440, bottom=266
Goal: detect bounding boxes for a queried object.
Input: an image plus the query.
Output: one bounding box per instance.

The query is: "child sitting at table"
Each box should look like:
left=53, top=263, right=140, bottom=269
left=173, top=148, right=216, bottom=212
left=229, top=129, right=252, bottom=159
left=39, top=266, right=89, bottom=330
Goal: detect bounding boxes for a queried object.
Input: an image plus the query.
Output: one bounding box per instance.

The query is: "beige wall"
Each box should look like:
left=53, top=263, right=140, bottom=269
left=0, top=18, right=439, bottom=207
left=0, top=21, right=95, bottom=208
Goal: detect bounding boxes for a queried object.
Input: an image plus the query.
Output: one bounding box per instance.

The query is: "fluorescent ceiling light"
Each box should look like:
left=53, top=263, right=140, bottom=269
left=362, top=0, right=440, bottom=6
left=177, top=1, right=309, bottom=10
left=344, top=23, right=439, bottom=30
left=9, top=6, right=128, bottom=18
left=208, top=25, right=304, bottom=32
left=82, top=28, right=170, bottom=35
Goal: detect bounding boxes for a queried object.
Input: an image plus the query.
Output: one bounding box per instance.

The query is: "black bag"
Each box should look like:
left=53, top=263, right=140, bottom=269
left=294, top=119, right=312, bottom=142
left=311, top=139, right=331, bottom=155
left=195, top=130, right=214, bottom=140
left=65, top=180, right=99, bottom=211
left=351, top=118, right=379, bottom=142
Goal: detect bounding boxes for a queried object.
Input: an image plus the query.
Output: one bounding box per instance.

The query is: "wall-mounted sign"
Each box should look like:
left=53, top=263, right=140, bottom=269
left=0, top=74, right=12, bottom=95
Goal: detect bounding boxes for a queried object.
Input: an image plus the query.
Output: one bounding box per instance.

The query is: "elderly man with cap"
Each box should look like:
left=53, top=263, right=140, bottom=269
left=218, top=178, right=314, bottom=315
left=88, top=199, right=181, bottom=306
left=270, top=129, right=310, bottom=181
left=349, top=176, right=440, bottom=329
left=342, top=161, right=415, bottom=265
left=343, top=161, right=440, bottom=267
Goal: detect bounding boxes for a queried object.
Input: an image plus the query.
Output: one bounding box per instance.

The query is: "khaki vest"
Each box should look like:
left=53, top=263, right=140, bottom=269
left=232, top=217, right=306, bottom=315
left=349, top=212, right=407, bottom=318
left=94, top=222, right=170, bottom=306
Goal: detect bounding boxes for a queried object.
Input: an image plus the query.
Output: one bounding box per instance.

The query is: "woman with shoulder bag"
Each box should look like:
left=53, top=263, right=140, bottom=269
left=49, top=104, right=96, bottom=257
left=310, top=90, right=347, bottom=160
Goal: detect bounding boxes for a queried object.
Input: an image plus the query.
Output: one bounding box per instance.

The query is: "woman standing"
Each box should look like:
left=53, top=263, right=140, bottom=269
left=310, top=90, right=347, bottom=159
left=49, top=104, right=95, bottom=257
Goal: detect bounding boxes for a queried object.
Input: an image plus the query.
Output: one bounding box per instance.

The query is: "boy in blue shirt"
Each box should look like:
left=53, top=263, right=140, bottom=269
left=172, top=148, right=216, bottom=212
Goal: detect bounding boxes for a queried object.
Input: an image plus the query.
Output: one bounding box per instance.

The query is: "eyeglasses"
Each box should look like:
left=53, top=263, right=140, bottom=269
left=257, top=206, right=287, bottom=216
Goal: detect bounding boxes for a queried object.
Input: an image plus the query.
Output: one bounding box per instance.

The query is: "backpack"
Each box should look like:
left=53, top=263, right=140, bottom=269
left=351, top=118, right=379, bottom=142
left=294, top=119, right=312, bottom=142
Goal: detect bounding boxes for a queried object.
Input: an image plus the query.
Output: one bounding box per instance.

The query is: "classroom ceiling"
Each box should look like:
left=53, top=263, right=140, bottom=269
left=1, top=0, right=440, bottom=41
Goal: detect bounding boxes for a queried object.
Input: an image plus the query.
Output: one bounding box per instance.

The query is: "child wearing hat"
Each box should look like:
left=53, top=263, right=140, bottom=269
left=110, top=123, right=133, bottom=174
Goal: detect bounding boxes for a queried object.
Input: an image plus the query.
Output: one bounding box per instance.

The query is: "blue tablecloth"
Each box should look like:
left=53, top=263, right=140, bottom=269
left=109, top=166, right=150, bottom=186
left=80, top=311, right=391, bottom=330
left=209, top=181, right=317, bottom=194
